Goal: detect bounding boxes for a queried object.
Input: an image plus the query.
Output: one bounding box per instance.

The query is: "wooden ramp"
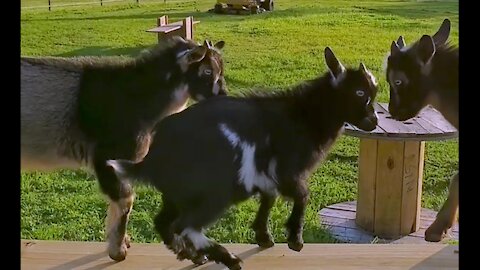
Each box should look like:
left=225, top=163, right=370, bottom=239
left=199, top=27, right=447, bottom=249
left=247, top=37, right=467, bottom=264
left=21, top=240, right=458, bottom=270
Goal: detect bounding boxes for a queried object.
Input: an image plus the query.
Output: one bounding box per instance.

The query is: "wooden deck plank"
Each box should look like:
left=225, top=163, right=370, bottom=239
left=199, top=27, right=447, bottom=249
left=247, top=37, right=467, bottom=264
left=417, top=106, right=457, bottom=133
left=377, top=103, right=430, bottom=136
left=375, top=103, right=417, bottom=135
left=319, top=202, right=458, bottom=244
left=21, top=240, right=458, bottom=270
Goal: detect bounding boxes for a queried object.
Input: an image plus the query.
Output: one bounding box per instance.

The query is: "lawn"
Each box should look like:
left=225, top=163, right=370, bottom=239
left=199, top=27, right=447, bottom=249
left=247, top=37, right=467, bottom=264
left=21, top=0, right=459, bottom=244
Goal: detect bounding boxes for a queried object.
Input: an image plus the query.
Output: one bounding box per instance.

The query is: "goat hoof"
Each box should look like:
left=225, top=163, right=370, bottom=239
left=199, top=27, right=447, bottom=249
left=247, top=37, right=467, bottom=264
left=192, top=254, right=209, bottom=265
left=176, top=250, right=191, bottom=261
left=256, top=233, right=274, bottom=248
left=108, top=245, right=127, bottom=261
left=124, top=234, right=131, bottom=248
left=425, top=228, right=445, bottom=242
left=257, top=239, right=274, bottom=248
left=171, top=234, right=186, bottom=253
left=226, top=255, right=243, bottom=270
left=425, top=221, right=449, bottom=242
left=288, top=241, right=303, bottom=252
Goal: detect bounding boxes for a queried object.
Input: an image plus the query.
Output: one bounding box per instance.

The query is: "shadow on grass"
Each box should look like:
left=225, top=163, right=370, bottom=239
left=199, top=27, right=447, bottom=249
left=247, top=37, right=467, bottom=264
left=53, top=45, right=153, bottom=57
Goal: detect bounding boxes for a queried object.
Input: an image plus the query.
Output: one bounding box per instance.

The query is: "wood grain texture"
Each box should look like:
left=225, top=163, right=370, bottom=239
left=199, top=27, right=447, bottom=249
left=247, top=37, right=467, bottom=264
left=21, top=240, right=459, bottom=270
left=374, top=140, right=404, bottom=238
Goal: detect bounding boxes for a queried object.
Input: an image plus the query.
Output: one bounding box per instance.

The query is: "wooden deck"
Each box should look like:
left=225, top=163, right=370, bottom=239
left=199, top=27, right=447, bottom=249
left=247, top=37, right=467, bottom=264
left=344, top=103, right=458, bottom=141
left=319, top=201, right=459, bottom=243
left=21, top=240, right=458, bottom=270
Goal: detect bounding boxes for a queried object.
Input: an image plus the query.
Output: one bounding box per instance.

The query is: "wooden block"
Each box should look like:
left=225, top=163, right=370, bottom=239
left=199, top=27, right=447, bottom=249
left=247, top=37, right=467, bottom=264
left=356, top=139, right=378, bottom=232
left=400, top=141, right=425, bottom=235
left=157, top=15, right=168, bottom=43
left=374, top=140, right=405, bottom=238
left=181, top=16, right=193, bottom=40
left=157, top=15, right=168, bottom=27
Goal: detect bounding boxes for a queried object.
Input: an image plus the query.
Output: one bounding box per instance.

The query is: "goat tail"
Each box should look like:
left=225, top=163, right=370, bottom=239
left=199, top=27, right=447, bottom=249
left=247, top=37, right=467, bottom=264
left=106, top=159, right=144, bottom=184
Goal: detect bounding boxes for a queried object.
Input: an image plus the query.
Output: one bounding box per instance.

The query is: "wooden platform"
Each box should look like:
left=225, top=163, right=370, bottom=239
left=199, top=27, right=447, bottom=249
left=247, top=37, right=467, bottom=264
left=319, top=201, right=459, bottom=243
left=21, top=240, right=458, bottom=269
left=344, top=103, right=458, bottom=141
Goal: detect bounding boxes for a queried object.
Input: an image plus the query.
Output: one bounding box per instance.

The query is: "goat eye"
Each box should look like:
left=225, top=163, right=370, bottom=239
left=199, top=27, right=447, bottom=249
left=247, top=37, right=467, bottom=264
left=204, top=69, right=212, bottom=76
left=394, top=80, right=402, bottom=86
left=356, top=90, right=365, bottom=97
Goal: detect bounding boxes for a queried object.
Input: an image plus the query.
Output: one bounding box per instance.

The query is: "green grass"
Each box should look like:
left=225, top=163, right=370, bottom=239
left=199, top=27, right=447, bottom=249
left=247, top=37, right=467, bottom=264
left=21, top=0, right=459, bottom=244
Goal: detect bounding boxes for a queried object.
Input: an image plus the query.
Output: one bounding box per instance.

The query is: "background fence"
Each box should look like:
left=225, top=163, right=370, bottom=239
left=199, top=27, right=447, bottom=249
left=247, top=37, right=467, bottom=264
left=21, top=0, right=194, bottom=10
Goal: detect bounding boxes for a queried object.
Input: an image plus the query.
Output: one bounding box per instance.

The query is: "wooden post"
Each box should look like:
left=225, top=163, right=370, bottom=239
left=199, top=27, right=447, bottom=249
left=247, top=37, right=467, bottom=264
left=48, top=0, right=51, bottom=11
left=180, top=16, right=194, bottom=40
left=157, top=15, right=169, bottom=43
left=100, top=0, right=103, bottom=6
left=355, top=139, right=425, bottom=239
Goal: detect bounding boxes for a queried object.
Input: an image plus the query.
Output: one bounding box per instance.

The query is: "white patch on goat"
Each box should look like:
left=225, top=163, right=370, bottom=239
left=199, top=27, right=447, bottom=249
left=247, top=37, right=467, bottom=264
left=266, top=158, right=278, bottom=185
left=219, top=123, right=240, bottom=147
left=176, top=49, right=191, bottom=59
left=238, top=143, right=257, bottom=193
left=218, top=123, right=278, bottom=195
left=165, top=72, right=172, bottom=81
left=176, top=49, right=192, bottom=72
left=164, top=85, right=189, bottom=117
left=105, top=195, right=134, bottom=242
left=400, top=45, right=411, bottom=52
left=212, top=77, right=220, bottom=95
left=181, top=228, right=212, bottom=250
left=107, top=160, right=126, bottom=176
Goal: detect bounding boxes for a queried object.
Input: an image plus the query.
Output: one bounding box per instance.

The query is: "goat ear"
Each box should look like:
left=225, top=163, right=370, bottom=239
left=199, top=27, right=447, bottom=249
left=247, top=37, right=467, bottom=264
left=359, top=62, right=378, bottom=86
left=417, top=35, right=436, bottom=64
left=397, top=36, right=406, bottom=49
left=214, top=41, right=225, bottom=50
left=390, top=41, right=401, bottom=56
left=359, top=62, right=367, bottom=73
left=324, top=47, right=345, bottom=79
left=432, top=18, right=450, bottom=46
left=186, top=46, right=208, bottom=64
left=203, top=39, right=213, bottom=49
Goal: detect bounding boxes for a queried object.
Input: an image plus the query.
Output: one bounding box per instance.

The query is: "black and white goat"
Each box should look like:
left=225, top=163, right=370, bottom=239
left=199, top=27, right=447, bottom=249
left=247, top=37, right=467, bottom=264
left=386, top=19, right=458, bottom=242
left=21, top=36, right=226, bottom=261
left=107, top=47, right=379, bottom=269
